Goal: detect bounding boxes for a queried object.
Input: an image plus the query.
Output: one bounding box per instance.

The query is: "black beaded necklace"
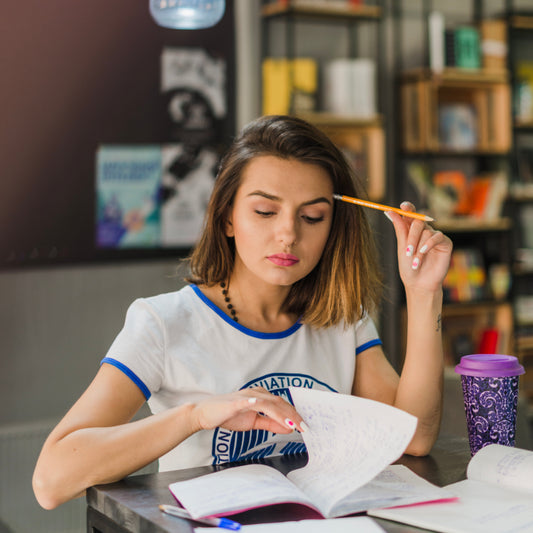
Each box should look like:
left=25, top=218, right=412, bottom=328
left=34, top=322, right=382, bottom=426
left=220, top=281, right=238, bottom=322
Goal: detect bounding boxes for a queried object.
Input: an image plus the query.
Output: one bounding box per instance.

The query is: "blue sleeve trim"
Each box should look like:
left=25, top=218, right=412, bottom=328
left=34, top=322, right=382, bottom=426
left=101, top=357, right=151, bottom=400
left=356, top=339, right=382, bottom=355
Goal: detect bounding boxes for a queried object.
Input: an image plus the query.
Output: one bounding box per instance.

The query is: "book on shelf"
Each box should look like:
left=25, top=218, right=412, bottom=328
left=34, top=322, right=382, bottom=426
left=322, top=58, right=376, bottom=119
left=454, top=26, right=481, bottom=69
left=262, top=58, right=317, bottom=116
left=438, top=104, right=477, bottom=150
left=442, top=25, right=482, bottom=70
left=443, top=248, right=487, bottom=303
left=431, top=170, right=508, bottom=221
left=445, top=28, right=457, bottom=67
left=368, top=444, right=533, bottom=533
left=479, top=19, right=507, bottom=72
left=433, top=170, right=470, bottom=215
left=168, top=388, right=455, bottom=520
left=429, top=11, right=445, bottom=73
left=468, top=172, right=508, bottom=221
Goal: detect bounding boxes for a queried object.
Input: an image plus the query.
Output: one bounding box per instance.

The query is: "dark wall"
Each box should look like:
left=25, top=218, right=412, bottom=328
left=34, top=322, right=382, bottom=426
left=0, top=1, right=235, bottom=269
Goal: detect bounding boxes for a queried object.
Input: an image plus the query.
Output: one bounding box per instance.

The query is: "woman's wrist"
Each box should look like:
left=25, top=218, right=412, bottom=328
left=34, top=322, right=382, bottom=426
left=175, top=402, right=202, bottom=437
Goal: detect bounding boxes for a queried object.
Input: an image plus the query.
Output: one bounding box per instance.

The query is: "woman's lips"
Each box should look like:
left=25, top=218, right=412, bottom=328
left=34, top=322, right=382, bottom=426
left=267, top=254, right=300, bottom=267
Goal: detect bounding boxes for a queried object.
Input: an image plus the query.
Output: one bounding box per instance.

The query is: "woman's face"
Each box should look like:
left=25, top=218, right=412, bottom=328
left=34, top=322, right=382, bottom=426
left=226, top=155, right=334, bottom=288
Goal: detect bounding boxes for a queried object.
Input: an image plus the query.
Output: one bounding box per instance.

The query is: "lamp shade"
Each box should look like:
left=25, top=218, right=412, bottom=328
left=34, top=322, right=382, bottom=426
left=149, top=0, right=225, bottom=30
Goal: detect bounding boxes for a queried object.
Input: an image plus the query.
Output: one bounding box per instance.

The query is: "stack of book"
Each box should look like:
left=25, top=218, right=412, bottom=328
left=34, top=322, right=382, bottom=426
left=429, top=12, right=507, bottom=72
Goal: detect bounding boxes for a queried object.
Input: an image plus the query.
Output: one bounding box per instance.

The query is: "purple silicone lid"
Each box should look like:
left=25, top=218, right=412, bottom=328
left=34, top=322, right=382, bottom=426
left=455, top=354, right=525, bottom=377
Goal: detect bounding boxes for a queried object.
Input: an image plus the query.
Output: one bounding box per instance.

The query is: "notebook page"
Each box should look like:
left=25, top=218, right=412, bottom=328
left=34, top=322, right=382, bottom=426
left=287, top=387, right=417, bottom=517
left=467, top=444, right=533, bottom=494
left=369, top=478, right=533, bottom=533
left=170, top=464, right=317, bottom=519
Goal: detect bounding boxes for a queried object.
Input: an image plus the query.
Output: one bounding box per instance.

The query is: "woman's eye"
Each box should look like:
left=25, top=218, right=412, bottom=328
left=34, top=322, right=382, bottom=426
left=255, top=210, right=275, bottom=217
left=302, top=215, right=324, bottom=224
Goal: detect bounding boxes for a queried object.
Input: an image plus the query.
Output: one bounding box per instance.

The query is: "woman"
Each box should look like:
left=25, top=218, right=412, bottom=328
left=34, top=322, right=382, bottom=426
left=33, top=115, right=452, bottom=510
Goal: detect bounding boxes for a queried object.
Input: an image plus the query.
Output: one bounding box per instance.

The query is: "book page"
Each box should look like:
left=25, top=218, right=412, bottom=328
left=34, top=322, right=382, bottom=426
left=169, top=464, right=318, bottom=519
left=195, top=516, right=386, bottom=533
left=330, top=465, right=456, bottom=517
left=467, top=444, right=533, bottom=493
left=286, top=387, right=418, bottom=517
left=369, top=478, right=533, bottom=533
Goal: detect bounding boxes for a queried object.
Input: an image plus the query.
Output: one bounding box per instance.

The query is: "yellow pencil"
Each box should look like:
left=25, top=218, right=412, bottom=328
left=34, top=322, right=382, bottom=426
left=333, top=194, right=434, bottom=222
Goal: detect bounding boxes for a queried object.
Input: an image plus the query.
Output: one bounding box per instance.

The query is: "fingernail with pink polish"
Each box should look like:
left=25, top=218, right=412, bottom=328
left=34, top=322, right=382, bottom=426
left=420, top=244, right=428, bottom=254
left=300, top=422, right=310, bottom=433
left=412, top=257, right=420, bottom=270
left=248, top=397, right=257, bottom=404
left=285, top=418, right=296, bottom=430
left=406, top=245, right=414, bottom=257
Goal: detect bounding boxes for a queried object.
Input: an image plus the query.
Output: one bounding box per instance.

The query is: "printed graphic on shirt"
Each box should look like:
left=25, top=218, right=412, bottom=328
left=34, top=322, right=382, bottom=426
left=211, top=373, right=336, bottom=465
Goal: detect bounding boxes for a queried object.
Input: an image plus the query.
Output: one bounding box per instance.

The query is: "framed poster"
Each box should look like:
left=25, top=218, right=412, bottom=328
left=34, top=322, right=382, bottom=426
left=0, top=0, right=235, bottom=269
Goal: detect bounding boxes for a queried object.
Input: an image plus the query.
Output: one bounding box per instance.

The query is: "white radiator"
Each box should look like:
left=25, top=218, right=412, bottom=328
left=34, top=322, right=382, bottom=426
left=0, top=419, right=85, bottom=533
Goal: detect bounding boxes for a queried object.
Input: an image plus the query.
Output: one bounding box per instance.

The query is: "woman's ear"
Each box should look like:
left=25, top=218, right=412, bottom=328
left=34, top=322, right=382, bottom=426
left=225, top=215, right=234, bottom=237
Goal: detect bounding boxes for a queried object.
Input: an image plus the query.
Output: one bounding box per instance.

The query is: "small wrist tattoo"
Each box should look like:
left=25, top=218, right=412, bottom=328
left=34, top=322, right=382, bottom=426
left=436, top=313, right=442, bottom=332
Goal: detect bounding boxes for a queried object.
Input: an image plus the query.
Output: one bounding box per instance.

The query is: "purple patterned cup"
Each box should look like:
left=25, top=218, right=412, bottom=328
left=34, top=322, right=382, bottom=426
left=455, top=354, right=525, bottom=456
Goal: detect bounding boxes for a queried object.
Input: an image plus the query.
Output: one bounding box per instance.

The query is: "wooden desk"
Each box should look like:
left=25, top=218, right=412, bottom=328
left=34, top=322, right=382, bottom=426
left=86, top=436, right=469, bottom=533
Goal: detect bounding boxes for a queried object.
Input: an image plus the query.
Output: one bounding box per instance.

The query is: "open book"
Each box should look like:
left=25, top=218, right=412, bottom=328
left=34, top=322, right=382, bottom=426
left=169, top=388, right=455, bottom=520
left=368, top=444, right=533, bottom=533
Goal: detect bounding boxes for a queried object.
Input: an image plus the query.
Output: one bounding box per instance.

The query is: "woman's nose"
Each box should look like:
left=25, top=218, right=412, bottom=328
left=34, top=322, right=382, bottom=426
left=277, top=215, right=298, bottom=247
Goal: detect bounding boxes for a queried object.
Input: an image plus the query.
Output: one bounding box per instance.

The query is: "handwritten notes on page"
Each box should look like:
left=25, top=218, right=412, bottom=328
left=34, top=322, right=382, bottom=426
left=194, top=516, right=386, bottom=533
left=467, top=443, right=533, bottom=494
left=287, top=387, right=418, bottom=517
left=170, top=388, right=428, bottom=519
left=368, top=444, right=533, bottom=533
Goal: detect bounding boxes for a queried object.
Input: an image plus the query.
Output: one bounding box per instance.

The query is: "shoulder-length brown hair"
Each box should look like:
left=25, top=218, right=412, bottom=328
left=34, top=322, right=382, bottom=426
left=187, top=115, right=382, bottom=328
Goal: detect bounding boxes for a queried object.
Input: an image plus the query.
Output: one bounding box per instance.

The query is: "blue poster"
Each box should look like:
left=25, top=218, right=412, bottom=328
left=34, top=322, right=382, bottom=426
left=96, top=146, right=161, bottom=248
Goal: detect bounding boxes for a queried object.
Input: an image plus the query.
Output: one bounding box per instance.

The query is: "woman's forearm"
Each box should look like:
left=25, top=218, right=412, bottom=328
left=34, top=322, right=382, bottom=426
left=33, top=402, right=196, bottom=510
left=396, top=288, right=444, bottom=455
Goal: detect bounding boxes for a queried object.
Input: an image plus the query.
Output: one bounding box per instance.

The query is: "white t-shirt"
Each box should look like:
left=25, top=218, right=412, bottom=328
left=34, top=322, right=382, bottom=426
left=102, top=284, right=381, bottom=471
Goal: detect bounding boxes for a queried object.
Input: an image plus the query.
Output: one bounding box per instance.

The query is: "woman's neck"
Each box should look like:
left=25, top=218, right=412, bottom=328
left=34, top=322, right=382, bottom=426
left=228, top=275, right=294, bottom=331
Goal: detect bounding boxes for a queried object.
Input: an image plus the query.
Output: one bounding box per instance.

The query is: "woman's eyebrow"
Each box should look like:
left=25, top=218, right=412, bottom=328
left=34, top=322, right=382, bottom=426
left=247, top=190, right=332, bottom=206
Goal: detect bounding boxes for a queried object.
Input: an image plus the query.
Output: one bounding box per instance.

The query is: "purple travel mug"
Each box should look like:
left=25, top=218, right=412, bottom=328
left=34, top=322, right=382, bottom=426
left=455, top=354, right=525, bottom=456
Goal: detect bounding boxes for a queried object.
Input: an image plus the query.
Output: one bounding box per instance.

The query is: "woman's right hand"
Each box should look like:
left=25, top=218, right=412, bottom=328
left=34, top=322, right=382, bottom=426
left=190, top=387, right=306, bottom=435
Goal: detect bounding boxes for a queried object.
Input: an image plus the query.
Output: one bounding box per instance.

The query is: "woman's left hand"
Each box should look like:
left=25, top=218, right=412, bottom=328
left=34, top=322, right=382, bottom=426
left=386, top=202, right=453, bottom=293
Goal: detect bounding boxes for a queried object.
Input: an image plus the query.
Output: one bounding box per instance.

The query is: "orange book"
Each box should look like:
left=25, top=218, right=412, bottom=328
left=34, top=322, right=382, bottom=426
left=468, top=177, right=492, bottom=218
left=433, top=170, right=470, bottom=215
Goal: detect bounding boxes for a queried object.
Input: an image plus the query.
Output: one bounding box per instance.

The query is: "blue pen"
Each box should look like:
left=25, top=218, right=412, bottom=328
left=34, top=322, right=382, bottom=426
left=159, top=504, right=241, bottom=530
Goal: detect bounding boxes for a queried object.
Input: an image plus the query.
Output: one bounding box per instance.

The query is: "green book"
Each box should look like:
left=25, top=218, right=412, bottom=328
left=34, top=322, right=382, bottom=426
left=454, top=27, right=481, bottom=69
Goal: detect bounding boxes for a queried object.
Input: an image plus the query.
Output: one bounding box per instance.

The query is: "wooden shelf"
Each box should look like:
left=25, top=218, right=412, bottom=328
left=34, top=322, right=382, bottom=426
left=433, top=217, right=512, bottom=233
left=509, top=185, right=533, bottom=201
left=400, top=67, right=509, bottom=85
left=261, top=1, right=381, bottom=20
left=515, top=119, right=533, bottom=129
left=513, top=264, right=533, bottom=276
left=400, top=69, right=511, bottom=153
left=296, top=112, right=382, bottom=128
left=442, top=300, right=512, bottom=313
left=301, top=114, right=385, bottom=200
left=510, top=14, right=533, bottom=31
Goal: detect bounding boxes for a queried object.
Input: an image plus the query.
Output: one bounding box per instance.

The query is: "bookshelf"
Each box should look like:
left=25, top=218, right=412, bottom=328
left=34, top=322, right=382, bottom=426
left=507, top=8, right=533, bottom=407
left=260, top=0, right=386, bottom=201
left=394, top=2, right=517, bottom=378
left=400, top=68, right=511, bottom=154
